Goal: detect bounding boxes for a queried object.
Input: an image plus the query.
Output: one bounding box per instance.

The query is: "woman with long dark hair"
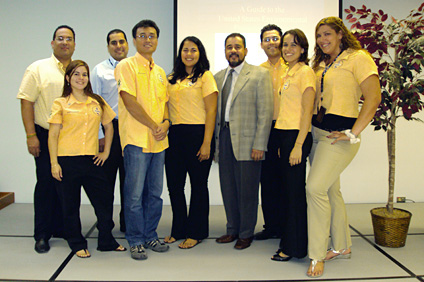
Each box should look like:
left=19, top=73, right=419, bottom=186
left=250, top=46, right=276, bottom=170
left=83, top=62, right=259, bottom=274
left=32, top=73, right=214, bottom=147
left=164, top=36, right=218, bottom=249
left=306, top=17, right=381, bottom=277
left=48, top=60, right=126, bottom=258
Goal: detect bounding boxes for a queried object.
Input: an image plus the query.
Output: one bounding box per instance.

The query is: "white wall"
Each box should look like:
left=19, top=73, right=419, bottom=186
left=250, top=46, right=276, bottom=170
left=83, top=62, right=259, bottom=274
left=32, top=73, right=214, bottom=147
left=0, top=0, right=423, bottom=206
left=0, top=0, right=174, bottom=204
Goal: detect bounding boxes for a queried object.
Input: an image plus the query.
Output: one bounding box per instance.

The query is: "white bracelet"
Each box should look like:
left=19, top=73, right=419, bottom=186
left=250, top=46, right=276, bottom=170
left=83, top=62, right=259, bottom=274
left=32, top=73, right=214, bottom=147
left=344, top=129, right=360, bottom=144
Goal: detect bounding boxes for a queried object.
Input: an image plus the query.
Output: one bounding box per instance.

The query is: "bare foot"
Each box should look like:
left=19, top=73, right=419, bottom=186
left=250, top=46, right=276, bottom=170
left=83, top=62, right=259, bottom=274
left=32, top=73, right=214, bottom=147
left=178, top=238, right=200, bottom=249
left=75, top=249, right=91, bottom=258
left=115, top=245, right=127, bottom=252
left=307, top=260, right=324, bottom=277
left=325, top=248, right=351, bottom=261
left=164, top=236, right=176, bottom=244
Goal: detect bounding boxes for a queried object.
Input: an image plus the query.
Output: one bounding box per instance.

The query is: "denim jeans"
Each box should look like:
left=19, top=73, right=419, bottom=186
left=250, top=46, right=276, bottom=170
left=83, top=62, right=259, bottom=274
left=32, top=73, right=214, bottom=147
left=123, top=145, right=165, bottom=247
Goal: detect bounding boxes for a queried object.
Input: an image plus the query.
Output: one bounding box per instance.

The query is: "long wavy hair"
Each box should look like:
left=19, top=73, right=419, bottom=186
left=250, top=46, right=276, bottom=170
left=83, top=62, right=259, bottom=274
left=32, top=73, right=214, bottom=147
left=312, top=16, right=362, bottom=70
left=62, top=60, right=105, bottom=109
left=280, top=29, right=310, bottom=65
left=169, top=36, right=210, bottom=85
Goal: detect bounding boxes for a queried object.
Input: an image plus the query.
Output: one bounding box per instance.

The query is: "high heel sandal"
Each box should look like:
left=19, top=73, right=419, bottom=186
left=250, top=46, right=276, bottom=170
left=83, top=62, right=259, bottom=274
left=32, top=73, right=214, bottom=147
left=307, top=259, right=324, bottom=278
left=325, top=248, right=351, bottom=261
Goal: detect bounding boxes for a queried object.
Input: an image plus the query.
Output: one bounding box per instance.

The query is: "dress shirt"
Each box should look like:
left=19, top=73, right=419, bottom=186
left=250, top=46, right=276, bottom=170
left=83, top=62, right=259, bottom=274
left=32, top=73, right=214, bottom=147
left=222, top=61, right=245, bottom=122
left=17, top=54, right=66, bottom=130
left=91, top=56, right=121, bottom=139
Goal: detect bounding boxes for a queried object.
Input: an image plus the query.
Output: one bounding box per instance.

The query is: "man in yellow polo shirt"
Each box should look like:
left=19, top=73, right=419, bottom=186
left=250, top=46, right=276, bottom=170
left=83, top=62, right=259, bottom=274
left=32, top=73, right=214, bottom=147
left=255, top=24, right=287, bottom=240
left=115, top=19, right=170, bottom=260
left=17, top=25, right=75, bottom=254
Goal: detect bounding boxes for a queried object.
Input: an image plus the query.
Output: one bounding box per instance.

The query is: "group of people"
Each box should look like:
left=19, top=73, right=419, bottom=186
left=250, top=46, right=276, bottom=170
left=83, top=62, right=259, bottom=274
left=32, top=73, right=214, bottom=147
left=17, top=17, right=381, bottom=278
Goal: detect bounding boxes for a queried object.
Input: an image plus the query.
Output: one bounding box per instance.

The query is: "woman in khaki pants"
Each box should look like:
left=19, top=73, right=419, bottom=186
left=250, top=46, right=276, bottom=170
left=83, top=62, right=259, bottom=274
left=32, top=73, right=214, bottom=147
left=306, top=17, right=381, bottom=277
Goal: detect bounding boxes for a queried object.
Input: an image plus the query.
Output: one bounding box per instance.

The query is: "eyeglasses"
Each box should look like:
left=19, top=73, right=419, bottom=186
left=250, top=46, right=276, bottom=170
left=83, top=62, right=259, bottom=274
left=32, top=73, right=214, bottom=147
left=55, top=36, right=74, bottom=43
left=263, top=36, right=280, bottom=43
left=136, top=34, right=157, bottom=40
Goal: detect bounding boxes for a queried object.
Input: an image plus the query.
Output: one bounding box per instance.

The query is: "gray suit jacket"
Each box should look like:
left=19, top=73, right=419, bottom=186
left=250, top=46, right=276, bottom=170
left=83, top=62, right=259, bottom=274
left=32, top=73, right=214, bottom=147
left=214, top=62, right=273, bottom=161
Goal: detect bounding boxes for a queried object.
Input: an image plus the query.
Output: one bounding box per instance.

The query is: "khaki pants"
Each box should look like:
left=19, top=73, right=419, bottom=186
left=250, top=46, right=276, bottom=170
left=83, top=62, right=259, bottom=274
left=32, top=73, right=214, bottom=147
left=306, top=126, right=360, bottom=260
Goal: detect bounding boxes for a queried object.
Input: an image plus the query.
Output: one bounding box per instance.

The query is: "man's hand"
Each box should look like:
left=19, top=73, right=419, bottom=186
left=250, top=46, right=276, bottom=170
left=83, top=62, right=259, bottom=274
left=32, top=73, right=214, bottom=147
left=152, top=121, right=169, bottom=141
left=251, top=149, right=264, bottom=161
left=27, top=135, right=40, bottom=157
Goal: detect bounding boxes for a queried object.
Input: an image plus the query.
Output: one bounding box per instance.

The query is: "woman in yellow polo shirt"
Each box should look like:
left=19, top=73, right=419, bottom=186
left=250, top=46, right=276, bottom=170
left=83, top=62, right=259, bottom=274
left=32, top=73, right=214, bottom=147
left=48, top=60, right=126, bottom=258
left=271, top=29, right=315, bottom=262
left=306, top=17, right=381, bottom=277
left=164, top=36, right=218, bottom=249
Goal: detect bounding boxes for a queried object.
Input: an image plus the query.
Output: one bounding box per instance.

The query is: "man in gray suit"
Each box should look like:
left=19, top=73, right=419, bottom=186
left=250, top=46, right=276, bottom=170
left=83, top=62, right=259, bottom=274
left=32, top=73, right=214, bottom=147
left=214, top=33, right=273, bottom=250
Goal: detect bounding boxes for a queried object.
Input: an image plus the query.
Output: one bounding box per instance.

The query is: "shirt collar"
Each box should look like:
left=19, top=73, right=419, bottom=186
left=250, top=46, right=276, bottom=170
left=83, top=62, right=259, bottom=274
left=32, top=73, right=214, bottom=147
left=51, top=54, right=66, bottom=73
left=267, top=57, right=284, bottom=68
left=286, top=62, right=305, bottom=77
left=108, top=56, right=120, bottom=68
left=135, top=52, right=155, bottom=69
left=227, top=61, right=245, bottom=75
left=67, top=94, right=97, bottom=105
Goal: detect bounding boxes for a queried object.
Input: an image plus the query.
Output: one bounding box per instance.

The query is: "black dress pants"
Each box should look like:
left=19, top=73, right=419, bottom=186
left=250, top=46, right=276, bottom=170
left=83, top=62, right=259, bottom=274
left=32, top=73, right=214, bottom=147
left=56, top=156, right=119, bottom=252
left=277, top=129, right=312, bottom=258
left=102, top=119, right=125, bottom=229
left=34, top=125, right=63, bottom=241
left=165, top=125, right=214, bottom=240
left=260, top=123, right=284, bottom=235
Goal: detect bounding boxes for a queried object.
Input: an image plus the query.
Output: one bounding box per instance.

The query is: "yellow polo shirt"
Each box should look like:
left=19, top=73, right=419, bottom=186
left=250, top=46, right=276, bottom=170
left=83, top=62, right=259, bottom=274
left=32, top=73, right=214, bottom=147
left=115, top=53, right=169, bottom=153
left=314, top=49, right=378, bottom=117
left=48, top=95, right=116, bottom=156
left=17, top=54, right=66, bottom=130
left=275, top=62, right=316, bottom=130
left=260, top=57, right=287, bottom=120
left=168, top=71, right=218, bottom=125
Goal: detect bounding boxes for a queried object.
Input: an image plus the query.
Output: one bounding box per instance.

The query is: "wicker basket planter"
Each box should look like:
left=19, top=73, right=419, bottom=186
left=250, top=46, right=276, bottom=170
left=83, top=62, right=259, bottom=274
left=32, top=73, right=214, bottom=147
left=370, top=207, right=412, bottom=248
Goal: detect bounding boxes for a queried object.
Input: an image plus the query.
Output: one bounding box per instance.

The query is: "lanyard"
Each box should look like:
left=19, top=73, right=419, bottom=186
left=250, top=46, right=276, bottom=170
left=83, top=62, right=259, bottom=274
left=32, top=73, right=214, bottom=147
left=320, top=51, right=343, bottom=93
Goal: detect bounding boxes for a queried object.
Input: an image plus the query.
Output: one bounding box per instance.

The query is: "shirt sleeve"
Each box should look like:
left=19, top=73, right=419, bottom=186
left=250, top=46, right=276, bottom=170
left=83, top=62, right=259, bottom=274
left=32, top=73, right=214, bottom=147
left=101, top=99, right=116, bottom=126
left=115, top=60, right=136, bottom=97
left=17, top=67, right=40, bottom=102
left=299, top=66, right=316, bottom=95
left=353, top=51, right=379, bottom=85
left=201, top=71, right=219, bottom=98
left=47, top=99, right=63, bottom=124
left=91, top=66, right=102, bottom=96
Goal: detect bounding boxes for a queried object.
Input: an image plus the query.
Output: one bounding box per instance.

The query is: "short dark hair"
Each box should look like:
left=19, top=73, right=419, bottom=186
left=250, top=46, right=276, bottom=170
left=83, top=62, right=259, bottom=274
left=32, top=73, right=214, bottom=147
left=260, top=24, right=282, bottom=41
left=132, top=19, right=160, bottom=39
left=281, top=29, right=309, bottom=65
left=52, top=25, right=75, bottom=41
left=107, top=29, right=127, bottom=45
left=225, top=33, right=246, bottom=48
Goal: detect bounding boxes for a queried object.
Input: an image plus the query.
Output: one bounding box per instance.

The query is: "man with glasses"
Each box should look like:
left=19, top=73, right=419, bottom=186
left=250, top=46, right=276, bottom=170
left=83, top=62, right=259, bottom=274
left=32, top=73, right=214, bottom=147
left=255, top=24, right=287, bottom=241
left=91, top=29, right=129, bottom=233
left=17, top=25, right=76, bottom=253
left=114, top=19, right=170, bottom=260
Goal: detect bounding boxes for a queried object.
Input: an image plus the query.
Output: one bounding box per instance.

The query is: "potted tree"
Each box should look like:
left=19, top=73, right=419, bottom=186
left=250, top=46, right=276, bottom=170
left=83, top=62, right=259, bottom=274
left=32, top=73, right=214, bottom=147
left=345, top=3, right=424, bottom=247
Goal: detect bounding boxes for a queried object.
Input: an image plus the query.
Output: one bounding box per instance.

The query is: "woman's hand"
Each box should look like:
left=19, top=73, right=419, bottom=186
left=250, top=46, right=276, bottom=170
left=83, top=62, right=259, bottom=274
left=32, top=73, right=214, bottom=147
left=289, top=144, right=302, bottom=166
left=197, top=142, right=211, bottom=162
left=327, top=131, right=349, bottom=145
left=93, top=152, right=109, bottom=166
left=51, top=163, right=62, bottom=181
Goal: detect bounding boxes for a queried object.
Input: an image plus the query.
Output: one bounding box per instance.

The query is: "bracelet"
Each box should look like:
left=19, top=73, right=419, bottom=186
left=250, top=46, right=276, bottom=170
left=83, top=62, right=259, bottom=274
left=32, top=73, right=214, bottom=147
left=163, top=118, right=172, bottom=126
left=343, top=129, right=360, bottom=144
left=26, top=133, right=37, bottom=139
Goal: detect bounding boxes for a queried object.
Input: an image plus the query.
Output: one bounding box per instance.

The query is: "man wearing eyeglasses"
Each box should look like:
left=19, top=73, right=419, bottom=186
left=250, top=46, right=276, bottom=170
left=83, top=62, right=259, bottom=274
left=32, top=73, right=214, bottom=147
left=254, top=24, right=287, bottom=241
left=114, top=19, right=170, bottom=260
left=17, top=25, right=76, bottom=254
left=91, top=29, right=129, bottom=234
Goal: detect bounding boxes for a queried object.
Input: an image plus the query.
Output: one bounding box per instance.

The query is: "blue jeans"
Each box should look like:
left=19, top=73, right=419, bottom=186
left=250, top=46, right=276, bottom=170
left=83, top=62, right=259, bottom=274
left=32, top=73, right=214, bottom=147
left=123, top=145, right=165, bottom=247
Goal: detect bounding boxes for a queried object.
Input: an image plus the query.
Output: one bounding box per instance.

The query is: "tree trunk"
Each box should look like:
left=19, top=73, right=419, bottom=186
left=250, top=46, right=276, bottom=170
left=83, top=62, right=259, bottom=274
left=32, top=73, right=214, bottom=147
left=387, top=118, right=396, bottom=214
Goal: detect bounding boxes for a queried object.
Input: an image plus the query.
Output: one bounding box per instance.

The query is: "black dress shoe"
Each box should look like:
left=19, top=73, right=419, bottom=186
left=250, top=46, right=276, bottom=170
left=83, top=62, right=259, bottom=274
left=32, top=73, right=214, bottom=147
left=254, top=229, right=279, bottom=240
left=35, top=239, right=50, bottom=254
left=271, top=249, right=292, bottom=261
